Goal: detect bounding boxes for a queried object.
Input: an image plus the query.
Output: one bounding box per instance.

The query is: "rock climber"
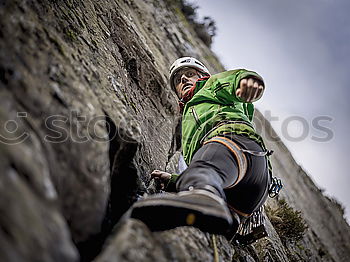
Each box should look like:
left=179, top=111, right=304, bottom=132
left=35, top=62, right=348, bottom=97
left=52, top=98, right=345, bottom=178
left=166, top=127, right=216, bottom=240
left=131, top=57, right=272, bottom=236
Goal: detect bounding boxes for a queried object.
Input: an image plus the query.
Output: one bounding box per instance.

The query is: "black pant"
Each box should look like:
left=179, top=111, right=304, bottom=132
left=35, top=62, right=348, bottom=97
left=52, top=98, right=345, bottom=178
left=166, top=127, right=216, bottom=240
left=176, top=135, right=270, bottom=216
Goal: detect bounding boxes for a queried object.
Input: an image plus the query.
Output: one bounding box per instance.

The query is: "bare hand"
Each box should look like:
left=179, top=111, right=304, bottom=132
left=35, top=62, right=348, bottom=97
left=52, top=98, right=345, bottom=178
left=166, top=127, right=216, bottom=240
left=236, top=77, right=264, bottom=103
left=150, top=170, right=172, bottom=190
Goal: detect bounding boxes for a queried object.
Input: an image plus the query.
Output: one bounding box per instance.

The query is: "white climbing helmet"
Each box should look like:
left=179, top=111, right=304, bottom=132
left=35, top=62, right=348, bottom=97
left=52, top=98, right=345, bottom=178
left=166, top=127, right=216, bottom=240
left=169, top=57, right=210, bottom=91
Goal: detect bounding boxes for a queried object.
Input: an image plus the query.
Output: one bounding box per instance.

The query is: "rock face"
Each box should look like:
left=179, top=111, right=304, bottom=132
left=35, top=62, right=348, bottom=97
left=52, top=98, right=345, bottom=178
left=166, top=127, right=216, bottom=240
left=0, top=0, right=349, bottom=261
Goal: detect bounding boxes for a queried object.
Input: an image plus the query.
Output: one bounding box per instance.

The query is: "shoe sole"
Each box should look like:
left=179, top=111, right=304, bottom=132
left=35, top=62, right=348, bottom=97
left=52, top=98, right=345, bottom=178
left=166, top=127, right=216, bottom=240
left=131, top=198, right=235, bottom=234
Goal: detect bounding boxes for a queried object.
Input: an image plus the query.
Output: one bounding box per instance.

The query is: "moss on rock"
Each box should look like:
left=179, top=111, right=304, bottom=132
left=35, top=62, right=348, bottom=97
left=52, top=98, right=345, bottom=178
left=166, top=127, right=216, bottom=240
left=266, top=199, right=308, bottom=244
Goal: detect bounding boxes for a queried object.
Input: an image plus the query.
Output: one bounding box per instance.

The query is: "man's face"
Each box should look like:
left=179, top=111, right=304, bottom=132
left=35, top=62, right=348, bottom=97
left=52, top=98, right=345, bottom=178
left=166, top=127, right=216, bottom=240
left=173, top=67, right=202, bottom=99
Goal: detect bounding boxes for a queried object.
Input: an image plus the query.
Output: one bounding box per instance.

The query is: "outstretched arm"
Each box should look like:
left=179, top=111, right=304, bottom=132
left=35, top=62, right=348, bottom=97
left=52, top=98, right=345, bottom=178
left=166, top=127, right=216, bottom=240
left=202, top=69, right=265, bottom=104
left=236, top=77, right=265, bottom=103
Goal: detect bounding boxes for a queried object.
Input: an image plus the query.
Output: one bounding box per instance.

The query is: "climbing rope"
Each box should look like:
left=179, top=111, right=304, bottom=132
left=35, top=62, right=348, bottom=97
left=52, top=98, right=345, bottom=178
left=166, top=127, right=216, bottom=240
left=211, top=234, right=219, bottom=262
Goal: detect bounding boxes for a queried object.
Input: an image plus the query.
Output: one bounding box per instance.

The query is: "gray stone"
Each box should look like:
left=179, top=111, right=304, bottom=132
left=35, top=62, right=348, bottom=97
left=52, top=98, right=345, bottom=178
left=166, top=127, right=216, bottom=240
left=0, top=91, right=78, bottom=262
left=95, top=219, right=168, bottom=262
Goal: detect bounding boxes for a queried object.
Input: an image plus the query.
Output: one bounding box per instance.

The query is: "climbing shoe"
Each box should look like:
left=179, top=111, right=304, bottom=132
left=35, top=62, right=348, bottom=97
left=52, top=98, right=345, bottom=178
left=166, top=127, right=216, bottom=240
left=130, top=189, right=237, bottom=235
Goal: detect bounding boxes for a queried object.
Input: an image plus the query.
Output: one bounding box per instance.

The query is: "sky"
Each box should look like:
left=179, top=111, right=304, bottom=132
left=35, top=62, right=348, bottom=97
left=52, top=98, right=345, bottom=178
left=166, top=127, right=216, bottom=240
left=194, top=0, right=350, bottom=221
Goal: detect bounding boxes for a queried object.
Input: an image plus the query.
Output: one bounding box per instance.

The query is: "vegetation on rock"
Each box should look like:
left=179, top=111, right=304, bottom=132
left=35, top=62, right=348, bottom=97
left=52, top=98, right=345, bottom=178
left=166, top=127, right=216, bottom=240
left=326, top=195, right=346, bottom=217
left=266, top=199, right=308, bottom=244
left=170, top=0, right=217, bottom=47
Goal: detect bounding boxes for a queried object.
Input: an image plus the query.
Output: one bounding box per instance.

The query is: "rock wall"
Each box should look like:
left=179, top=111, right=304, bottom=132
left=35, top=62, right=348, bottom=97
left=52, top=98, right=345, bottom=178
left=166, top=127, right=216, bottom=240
left=0, top=0, right=349, bottom=261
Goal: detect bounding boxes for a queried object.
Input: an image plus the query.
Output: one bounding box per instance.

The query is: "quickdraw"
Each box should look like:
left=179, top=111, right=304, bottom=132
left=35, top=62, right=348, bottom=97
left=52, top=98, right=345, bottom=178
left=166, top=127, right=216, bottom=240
left=268, top=177, right=283, bottom=198
left=233, top=206, right=268, bottom=245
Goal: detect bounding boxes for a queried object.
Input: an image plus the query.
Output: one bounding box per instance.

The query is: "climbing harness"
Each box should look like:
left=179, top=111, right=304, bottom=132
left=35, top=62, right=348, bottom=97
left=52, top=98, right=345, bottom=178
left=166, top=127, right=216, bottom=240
left=240, top=148, right=274, bottom=157
left=204, top=136, right=248, bottom=187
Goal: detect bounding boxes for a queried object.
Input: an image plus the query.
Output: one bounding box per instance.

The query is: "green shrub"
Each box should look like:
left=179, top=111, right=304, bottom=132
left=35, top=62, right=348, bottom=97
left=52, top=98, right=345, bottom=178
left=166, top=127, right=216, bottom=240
left=266, top=199, right=307, bottom=244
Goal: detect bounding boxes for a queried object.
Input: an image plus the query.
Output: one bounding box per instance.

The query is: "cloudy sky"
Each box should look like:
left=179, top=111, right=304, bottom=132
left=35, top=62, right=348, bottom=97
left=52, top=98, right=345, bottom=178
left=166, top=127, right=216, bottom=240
left=195, top=0, right=350, bottom=221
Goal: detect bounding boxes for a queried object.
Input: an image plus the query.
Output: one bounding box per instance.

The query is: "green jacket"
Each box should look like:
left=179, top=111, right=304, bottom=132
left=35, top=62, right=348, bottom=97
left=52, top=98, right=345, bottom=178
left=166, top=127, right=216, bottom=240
left=181, top=69, right=272, bottom=172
